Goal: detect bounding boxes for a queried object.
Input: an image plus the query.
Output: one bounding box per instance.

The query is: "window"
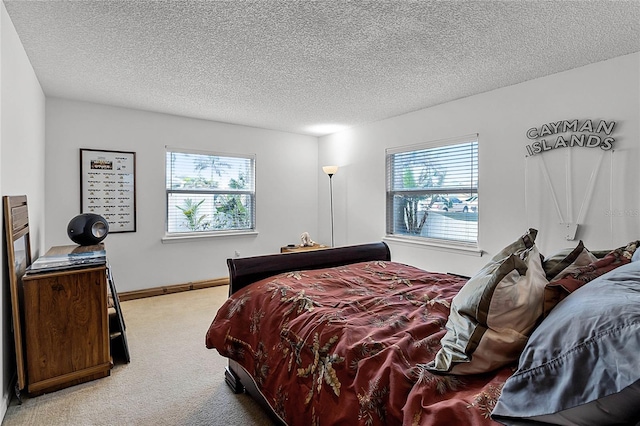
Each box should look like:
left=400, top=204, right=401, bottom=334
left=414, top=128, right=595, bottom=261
left=165, top=148, right=255, bottom=236
left=386, top=134, right=478, bottom=248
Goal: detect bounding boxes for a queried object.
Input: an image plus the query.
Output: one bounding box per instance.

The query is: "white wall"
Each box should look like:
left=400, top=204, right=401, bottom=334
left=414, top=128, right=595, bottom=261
left=319, top=53, right=640, bottom=277
left=0, top=2, right=46, bottom=419
left=45, top=99, right=319, bottom=292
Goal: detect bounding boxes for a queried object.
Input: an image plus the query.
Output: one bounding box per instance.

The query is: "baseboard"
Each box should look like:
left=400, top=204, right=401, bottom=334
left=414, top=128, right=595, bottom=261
left=118, top=277, right=229, bottom=301
left=1, top=372, right=17, bottom=423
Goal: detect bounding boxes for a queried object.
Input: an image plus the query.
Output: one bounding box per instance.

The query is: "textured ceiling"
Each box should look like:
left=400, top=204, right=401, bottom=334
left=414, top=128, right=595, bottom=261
left=4, top=1, right=640, bottom=136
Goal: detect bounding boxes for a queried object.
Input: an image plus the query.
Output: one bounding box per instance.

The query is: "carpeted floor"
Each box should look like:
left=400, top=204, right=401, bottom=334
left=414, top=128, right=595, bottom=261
left=2, top=286, right=275, bottom=426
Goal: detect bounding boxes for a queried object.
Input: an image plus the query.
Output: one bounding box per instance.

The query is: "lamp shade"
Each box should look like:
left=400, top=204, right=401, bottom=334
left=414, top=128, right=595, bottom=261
left=322, top=165, right=338, bottom=176
left=67, top=213, right=109, bottom=246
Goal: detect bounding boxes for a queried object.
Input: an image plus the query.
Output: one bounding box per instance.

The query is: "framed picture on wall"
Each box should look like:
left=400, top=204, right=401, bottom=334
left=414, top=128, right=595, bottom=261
left=80, top=148, right=136, bottom=233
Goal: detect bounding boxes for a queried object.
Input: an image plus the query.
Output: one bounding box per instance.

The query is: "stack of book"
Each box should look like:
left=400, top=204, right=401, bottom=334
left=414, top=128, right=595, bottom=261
left=27, top=249, right=106, bottom=274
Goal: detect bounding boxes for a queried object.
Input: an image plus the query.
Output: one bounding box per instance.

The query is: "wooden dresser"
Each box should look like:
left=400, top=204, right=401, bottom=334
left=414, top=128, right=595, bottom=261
left=22, top=244, right=112, bottom=395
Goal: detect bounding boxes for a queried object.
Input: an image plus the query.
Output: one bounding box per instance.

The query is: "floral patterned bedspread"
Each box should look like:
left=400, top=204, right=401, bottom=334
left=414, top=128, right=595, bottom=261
left=205, top=261, right=512, bottom=425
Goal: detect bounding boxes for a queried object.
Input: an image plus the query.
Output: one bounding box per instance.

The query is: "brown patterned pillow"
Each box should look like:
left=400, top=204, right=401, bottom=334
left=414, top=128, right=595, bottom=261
left=543, top=240, right=640, bottom=317
left=542, top=241, right=597, bottom=281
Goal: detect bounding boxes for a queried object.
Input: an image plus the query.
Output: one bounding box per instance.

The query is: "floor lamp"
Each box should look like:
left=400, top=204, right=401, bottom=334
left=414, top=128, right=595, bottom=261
left=322, top=166, right=338, bottom=247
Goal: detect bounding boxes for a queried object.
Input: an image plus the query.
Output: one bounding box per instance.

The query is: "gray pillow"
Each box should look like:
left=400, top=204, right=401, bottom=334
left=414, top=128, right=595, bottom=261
left=491, top=260, right=640, bottom=425
left=427, top=229, right=547, bottom=374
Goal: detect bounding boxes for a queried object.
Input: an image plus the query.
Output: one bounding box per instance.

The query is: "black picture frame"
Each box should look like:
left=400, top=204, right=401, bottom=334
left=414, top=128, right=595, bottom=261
left=80, top=148, right=136, bottom=233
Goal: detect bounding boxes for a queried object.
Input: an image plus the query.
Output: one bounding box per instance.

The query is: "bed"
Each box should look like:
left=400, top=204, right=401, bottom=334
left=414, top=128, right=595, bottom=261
left=205, top=231, right=640, bottom=425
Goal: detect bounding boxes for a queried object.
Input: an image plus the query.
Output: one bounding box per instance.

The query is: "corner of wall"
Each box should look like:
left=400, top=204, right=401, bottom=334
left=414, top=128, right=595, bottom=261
left=0, top=2, right=47, bottom=420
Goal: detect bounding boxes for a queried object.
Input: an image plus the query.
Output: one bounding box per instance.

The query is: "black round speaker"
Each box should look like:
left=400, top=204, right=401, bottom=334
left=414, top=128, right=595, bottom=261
left=67, top=213, right=109, bottom=246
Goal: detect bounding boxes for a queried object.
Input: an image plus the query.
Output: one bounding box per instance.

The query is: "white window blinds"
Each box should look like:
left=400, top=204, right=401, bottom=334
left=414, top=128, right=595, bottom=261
left=166, top=148, right=255, bottom=234
left=386, top=135, right=478, bottom=246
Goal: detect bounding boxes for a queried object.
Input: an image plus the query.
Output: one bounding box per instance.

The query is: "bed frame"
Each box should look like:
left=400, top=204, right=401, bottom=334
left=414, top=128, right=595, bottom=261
left=227, top=242, right=391, bottom=294
left=223, top=242, right=391, bottom=424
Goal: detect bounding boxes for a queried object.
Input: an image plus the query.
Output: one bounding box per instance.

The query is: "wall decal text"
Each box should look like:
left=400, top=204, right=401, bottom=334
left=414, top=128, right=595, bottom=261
left=525, top=119, right=616, bottom=156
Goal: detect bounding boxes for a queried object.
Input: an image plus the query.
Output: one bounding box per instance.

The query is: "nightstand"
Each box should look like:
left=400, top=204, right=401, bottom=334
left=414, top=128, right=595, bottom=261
left=21, top=243, right=128, bottom=395
left=280, top=244, right=329, bottom=253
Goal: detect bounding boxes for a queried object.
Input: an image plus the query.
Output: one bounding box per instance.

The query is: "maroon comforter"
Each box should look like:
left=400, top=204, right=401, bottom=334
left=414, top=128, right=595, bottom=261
left=206, top=261, right=511, bottom=425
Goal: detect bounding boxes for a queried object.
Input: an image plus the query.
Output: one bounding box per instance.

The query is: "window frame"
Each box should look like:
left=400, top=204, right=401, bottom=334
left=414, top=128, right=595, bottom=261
left=385, top=134, right=480, bottom=253
left=163, top=146, right=257, bottom=242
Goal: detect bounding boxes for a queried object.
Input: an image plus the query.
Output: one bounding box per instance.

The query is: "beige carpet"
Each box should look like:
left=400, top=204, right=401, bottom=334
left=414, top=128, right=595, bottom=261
left=2, top=286, right=275, bottom=426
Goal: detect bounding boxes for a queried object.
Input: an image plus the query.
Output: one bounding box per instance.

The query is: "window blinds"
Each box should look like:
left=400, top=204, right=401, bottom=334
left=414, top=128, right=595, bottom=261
left=166, top=148, right=255, bottom=234
left=386, top=135, right=478, bottom=245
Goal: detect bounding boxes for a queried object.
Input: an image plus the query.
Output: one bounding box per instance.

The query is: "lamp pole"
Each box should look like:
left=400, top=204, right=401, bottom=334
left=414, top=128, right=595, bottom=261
left=328, top=173, right=334, bottom=247
left=322, top=166, right=338, bottom=247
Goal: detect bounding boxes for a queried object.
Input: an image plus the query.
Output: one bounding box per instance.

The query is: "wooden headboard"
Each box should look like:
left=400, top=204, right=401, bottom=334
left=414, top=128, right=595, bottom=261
left=3, top=195, right=32, bottom=395
left=227, top=242, right=391, bottom=294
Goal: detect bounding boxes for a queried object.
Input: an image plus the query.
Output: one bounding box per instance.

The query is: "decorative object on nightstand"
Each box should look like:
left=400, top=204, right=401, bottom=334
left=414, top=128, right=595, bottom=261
left=67, top=213, right=109, bottom=245
left=322, top=165, right=338, bottom=247
left=300, top=231, right=316, bottom=247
